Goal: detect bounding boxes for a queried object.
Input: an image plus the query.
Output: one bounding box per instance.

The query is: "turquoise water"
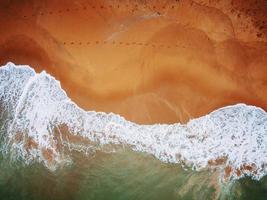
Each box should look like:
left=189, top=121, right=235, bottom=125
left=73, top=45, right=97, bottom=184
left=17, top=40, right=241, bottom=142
left=0, top=150, right=266, bottom=200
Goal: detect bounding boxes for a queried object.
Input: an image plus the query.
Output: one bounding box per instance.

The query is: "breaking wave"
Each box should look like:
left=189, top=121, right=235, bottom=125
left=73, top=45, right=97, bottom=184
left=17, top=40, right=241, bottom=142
left=0, top=62, right=266, bottom=182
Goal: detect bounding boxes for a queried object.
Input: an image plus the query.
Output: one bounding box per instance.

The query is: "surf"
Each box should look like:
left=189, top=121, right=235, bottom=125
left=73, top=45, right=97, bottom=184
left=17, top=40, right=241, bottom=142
left=0, top=62, right=266, bottom=182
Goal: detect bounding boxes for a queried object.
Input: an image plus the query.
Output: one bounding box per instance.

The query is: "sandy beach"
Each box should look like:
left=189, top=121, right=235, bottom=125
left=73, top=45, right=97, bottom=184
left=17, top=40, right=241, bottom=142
left=0, top=0, right=266, bottom=124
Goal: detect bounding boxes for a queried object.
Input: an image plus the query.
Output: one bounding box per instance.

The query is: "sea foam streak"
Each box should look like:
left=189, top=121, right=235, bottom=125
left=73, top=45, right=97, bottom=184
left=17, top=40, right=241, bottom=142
left=0, top=62, right=266, bottom=181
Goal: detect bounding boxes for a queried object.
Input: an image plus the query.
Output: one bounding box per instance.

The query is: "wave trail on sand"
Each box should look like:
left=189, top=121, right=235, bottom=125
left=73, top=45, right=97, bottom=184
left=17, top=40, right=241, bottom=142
left=0, top=62, right=266, bottom=181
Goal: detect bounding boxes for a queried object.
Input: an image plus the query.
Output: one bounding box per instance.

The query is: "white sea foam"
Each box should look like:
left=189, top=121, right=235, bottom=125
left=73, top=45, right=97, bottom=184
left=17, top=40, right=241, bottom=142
left=0, top=62, right=266, bottom=181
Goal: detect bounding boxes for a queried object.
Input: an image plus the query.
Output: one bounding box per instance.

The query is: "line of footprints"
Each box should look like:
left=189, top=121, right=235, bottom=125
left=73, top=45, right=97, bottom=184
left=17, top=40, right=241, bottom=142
left=20, top=1, right=210, bottom=19
left=62, top=40, right=190, bottom=49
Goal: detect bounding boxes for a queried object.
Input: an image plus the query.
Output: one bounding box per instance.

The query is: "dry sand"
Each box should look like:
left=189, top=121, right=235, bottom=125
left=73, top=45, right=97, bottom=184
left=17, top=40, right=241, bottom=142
left=0, top=0, right=267, bottom=124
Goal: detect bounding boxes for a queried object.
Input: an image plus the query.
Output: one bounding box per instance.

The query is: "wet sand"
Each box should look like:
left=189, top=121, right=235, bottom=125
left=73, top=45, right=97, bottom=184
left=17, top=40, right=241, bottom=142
left=0, top=0, right=267, bottom=124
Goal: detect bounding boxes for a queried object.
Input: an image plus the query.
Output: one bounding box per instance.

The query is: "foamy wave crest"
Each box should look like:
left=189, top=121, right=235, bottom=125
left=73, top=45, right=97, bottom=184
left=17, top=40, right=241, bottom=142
left=0, top=62, right=267, bottom=181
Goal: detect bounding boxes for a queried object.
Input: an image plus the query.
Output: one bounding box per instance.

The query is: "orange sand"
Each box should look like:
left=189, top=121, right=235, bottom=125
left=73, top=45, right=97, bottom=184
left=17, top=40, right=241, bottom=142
left=0, top=0, right=266, bottom=124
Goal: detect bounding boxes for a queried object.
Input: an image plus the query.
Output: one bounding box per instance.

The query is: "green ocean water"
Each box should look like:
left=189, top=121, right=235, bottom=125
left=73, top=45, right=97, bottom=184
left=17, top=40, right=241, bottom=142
left=0, top=149, right=266, bottom=200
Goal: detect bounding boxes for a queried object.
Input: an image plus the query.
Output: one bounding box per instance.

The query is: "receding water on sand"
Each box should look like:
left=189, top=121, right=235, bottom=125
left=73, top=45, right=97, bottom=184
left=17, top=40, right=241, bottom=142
left=0, top=149, right=266, bottom=200
left=0, top=62, right=267, bottom=199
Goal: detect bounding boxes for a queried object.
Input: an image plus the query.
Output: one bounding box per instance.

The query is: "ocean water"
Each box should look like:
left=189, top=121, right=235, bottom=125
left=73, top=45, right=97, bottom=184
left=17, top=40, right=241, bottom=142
left=0, top=62, right=267, bottom=199
left=0, top=150, right=266, bottom=200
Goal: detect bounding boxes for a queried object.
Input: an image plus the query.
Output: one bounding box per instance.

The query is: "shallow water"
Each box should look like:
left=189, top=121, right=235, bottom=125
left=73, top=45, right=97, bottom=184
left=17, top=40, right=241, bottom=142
left=0, top=149, right=266, bottom=200
left=0, top=63, right=267, bottom=199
